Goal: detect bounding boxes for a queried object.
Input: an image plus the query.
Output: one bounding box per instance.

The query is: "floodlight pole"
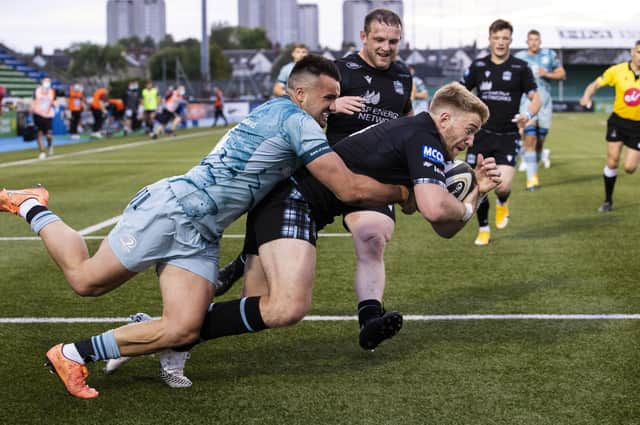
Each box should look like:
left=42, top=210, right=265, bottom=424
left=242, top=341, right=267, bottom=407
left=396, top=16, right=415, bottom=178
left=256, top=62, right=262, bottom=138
left=200, top=0, right=210, bottom=90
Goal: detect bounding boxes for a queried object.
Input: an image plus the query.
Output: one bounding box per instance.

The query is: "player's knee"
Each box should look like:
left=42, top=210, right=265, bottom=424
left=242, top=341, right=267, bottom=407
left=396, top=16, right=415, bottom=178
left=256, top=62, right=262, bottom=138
left=355, top=233, right=388, bottom=260
left=162, top=322, right=200, bottom=346
left=67, top=277, right=109, bottom=297
left=263, top=295, right=310, bottom=327
left=624, top=165, right=637, bottom=174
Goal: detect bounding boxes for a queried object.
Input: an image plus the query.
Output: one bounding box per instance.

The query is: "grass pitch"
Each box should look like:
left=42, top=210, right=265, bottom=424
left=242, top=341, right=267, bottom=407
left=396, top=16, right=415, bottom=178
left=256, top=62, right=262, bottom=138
left=1, top=115, right=639, bottom=424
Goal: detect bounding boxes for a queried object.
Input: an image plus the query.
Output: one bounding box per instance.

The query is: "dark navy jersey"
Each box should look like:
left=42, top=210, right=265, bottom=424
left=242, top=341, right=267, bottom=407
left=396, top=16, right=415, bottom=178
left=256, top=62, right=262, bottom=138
left=461, top=55, right=537, bottom=133
left=124, top=88, right=141, bottom=110
left=326, top=53, right=413, bottom=144
left=293, top=113, right=447, bottom=228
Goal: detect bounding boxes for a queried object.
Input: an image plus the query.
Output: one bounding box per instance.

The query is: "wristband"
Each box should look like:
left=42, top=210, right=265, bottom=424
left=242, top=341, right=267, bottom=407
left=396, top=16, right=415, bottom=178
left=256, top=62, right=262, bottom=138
left=461, top=202, right=474, bottom=222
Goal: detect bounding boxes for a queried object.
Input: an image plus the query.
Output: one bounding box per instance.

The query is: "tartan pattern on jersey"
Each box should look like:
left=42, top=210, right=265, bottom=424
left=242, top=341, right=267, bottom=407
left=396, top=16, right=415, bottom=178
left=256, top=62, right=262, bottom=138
left=279, top=187, right=317, bottom=242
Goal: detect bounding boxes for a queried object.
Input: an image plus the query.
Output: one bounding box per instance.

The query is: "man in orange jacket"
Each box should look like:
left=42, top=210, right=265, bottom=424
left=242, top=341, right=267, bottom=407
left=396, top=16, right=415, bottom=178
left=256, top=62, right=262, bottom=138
left=90, top=86, right=108, bottom=138
left=67, top=83, right=85, bottom=139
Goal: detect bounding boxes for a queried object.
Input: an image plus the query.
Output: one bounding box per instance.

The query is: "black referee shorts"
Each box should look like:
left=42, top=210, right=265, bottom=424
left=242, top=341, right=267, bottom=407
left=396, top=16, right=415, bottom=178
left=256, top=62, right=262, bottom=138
left=244, top=180, right=318, bottom=256
left=606, top=113, right=640, bottom=151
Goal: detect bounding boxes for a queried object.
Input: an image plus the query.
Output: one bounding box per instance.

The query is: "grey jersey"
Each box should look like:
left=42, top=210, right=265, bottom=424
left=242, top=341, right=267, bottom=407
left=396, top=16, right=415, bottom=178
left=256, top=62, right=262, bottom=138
left=167, top=96, right=331, bottom=241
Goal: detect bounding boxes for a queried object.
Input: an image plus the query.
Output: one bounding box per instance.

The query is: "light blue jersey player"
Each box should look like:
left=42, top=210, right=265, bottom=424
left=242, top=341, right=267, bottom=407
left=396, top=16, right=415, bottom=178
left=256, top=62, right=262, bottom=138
left=109, top=95, right=332, bottom=282
left=0, top=55, right=408, bottom=399
left=273, top=44, right=309, bottom=97
left=515, top=29, right=566, bottom=188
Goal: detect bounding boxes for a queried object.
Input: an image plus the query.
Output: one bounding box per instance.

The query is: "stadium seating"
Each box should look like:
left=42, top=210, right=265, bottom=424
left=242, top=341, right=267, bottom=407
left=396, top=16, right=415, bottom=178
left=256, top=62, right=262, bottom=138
left=0, top=46, right=59, bottom=98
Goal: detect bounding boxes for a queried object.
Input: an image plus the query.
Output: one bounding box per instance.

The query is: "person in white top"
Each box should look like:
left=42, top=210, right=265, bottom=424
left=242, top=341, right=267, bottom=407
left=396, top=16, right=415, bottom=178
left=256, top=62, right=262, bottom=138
left=31, top=78, right=56, bottom=159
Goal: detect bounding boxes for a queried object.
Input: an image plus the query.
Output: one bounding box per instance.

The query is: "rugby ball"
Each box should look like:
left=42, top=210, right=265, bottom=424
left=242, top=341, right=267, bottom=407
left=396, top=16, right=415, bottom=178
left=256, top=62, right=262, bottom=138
left=444, top=160, right=476, bottom=201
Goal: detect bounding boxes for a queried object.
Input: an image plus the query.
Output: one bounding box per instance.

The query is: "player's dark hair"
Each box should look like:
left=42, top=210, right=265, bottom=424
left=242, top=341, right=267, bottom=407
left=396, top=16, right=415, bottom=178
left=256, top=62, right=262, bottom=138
left=288, top=54, right=340, bottom=88
left=364, top=8, right=402, bottom=34
left=528, top=29, right=540, bottom=37
left=430, top=82, right=490, bottom=124
left=635, top=40, right=640, bottom=47
left=292, top=43, right=308, bottom=51
left=489, top=19, right=513, bottom=35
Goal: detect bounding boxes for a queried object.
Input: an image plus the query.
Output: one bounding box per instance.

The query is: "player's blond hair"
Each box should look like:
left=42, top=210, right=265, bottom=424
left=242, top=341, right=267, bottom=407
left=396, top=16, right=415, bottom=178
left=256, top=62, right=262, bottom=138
left=430, top=82, right=489, bottom=124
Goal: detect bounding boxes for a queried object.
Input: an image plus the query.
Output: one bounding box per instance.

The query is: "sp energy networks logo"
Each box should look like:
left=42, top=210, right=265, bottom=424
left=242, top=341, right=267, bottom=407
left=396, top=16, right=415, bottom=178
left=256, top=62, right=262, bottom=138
left=362, top=90, right=381, bottom=105
left=623, top=88, right=640, bottom=107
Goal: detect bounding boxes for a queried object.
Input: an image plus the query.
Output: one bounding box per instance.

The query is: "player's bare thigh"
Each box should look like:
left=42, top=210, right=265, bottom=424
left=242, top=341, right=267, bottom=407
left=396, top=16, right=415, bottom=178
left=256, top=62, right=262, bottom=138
left=254, top=238, right=317, bottom=327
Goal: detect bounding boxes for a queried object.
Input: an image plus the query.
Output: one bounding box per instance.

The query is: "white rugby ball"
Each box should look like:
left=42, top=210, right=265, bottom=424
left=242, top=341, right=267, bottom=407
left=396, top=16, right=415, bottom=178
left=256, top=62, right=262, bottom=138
left=444, top=160, right=476, bottom=201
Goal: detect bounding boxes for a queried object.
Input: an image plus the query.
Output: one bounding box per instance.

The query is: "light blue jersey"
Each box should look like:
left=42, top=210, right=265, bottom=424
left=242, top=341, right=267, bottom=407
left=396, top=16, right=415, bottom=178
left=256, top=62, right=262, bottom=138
left=277, top=62, right=296, bottom=86
left=411, top=76, right=428, bottom=113
left=516, top=48, right=561, bottom=129
left=514, top=48, right=561, bottom=97
left=168, top=96, right=331, bottom=242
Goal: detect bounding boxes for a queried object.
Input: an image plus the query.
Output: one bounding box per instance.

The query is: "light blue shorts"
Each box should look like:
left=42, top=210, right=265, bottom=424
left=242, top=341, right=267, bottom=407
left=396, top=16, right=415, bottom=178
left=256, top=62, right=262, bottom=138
left=520, top=93, right=553, bottom=130
left=108, top=179, right=219, bottom=284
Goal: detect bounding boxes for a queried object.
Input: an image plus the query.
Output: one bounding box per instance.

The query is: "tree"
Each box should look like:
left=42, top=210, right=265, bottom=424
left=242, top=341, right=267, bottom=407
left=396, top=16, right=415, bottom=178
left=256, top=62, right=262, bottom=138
left=66, top=42, right=127, bottom=79
left=210, top=24, right=271, bottom=49
left=116, top=36, right=144, bottom=49
left=148, top=41, right=231, bottom=81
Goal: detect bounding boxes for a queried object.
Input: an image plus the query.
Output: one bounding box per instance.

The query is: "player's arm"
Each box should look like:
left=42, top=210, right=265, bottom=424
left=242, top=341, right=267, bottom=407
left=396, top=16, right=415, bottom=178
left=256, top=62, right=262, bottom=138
left=414, top=183, right=472, bottom=239
left=541, top=65, right=566, bottom=81
left=515, top=90, right=542, bottom=126
left=580, top=79, right=602, bottom=108
left=412, top=81, right=428, bottom=100
left=272, top=81, right=286, bottom=97
left=415, top=154, right=501, bottom=238
left=305, top=152, right=409, bottom=207
left=334, top=96, right=365, bottom=115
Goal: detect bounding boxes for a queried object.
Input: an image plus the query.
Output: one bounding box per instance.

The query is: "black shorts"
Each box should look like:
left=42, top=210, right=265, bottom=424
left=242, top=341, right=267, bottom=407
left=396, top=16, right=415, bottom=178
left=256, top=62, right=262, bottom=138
left=244, top=180, right=318, bottom=256
left=606, top=113, right=640, bottom=151
left=341, top=204, right=395, bottom=232
left=156, top=109, right=175, bottom=125
left=33, top=114, right=52, bottom=133
left=466, top=128, right=519, bottom=167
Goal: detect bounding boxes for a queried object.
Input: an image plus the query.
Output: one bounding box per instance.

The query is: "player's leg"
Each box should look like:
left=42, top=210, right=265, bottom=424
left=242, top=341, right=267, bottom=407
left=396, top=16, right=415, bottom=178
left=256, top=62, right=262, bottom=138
left=623, top=145, right=640, bottom=175
left=48, top=264, right=212, bottom=398
left=522, top=126, right=539, bottom=191
left=45, top=125, right=53, bottom=156
left=467, top=131, right=498, bottom=245
left=115, top=264, right=213, bottom=355
left=216, top=252, right=247, bottom=295
left=600, top=141, right=623, bottom=212
left=536, top=98, right=553, bottom=169
left=242, top=254, right=269, bottom=297
left=537, top=131, right=550, bottom=169
left=0, top=186, right=135, bottom=295
left=494, top=163, right=516, bottom=228
left=344, top=210, right=401, bottom=350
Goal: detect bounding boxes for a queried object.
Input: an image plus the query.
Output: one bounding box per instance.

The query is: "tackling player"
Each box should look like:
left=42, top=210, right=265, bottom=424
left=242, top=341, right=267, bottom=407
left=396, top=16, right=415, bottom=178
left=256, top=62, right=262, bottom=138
left=461, top=19, right=541, bottom=246
left=579, top=40, right=640, bottom=212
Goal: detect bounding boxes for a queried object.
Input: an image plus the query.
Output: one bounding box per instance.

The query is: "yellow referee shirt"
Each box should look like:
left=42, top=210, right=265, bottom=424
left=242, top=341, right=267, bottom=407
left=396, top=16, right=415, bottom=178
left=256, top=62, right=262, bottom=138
left=597, top=62, right=640, bottom=121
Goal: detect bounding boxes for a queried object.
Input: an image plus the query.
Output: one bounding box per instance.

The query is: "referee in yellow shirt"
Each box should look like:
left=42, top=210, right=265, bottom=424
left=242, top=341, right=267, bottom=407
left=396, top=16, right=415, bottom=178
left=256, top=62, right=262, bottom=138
left=580, top=40, right=640, bottom=212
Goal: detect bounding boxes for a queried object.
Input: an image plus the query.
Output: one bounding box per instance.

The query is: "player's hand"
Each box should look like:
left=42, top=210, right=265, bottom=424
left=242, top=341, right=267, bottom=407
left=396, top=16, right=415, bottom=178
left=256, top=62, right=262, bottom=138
left=474, top=154, right=501, bottom=194
left=399, top=186, right=417, bottom=215
left=334, top=96, right=365, bottom=115
left=511, top=113, right=530, bottom=127
left=579, top=97, right=592, bottom=109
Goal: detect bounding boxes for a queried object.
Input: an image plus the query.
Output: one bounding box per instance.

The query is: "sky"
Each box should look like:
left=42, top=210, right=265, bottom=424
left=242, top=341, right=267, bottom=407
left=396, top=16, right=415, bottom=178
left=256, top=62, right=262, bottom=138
left=1, top=0, right=639, bottom=54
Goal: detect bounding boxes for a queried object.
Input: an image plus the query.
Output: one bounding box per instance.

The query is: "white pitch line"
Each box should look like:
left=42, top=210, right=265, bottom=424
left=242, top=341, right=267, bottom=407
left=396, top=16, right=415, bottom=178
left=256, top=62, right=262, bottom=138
left=78, top=215, right=122, bottom=235
left=3, top=314, right=640, bottom=324
left=0, top=130, right=217, bottom=169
